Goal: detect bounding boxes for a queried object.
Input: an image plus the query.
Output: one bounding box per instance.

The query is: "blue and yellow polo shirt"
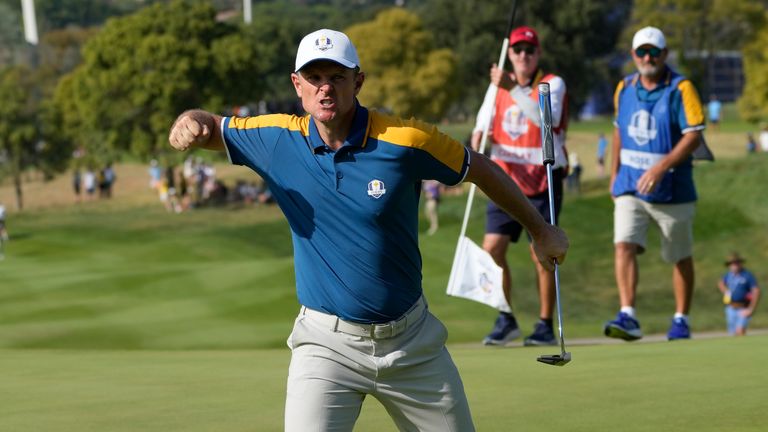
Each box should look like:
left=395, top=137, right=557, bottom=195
left=222, top=103, right=469, bottom=323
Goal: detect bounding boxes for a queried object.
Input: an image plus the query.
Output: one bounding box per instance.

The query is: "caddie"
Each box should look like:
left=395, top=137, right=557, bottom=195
left=472, top=25, right=570, bottom=347
left=604, top=26, right=705, bottom=342
left=168, top=28, right=569, bottom=431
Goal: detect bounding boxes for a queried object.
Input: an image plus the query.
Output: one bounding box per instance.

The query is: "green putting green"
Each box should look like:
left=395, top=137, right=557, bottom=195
left=2, top=335, right=765, bottom=431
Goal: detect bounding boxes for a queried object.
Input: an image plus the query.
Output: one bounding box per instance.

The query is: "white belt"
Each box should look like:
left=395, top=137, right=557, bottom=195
left=300, top=296, right=426, bottom=339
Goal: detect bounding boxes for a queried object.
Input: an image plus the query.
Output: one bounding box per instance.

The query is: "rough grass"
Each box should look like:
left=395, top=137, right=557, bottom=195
left=1, top=154, right=766, bottom=349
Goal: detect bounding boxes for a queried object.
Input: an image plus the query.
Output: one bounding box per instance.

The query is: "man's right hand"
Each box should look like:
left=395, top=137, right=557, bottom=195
left=489, top=63, right=515, bottom=91
left=169, top=115, right=211, bottom=151
left=530, top=224, right=569, bottom=272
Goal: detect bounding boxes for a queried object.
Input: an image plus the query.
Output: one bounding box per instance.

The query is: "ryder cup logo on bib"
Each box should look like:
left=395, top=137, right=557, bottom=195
left=501, top=105, right=528, bottom=139
left=478, top=272, right=493, bottom=294
left=628, top=109, right=657, bottom=145
left=367, top=179, right=386, bottom=199
left=315, top=36, right=333, bottom=51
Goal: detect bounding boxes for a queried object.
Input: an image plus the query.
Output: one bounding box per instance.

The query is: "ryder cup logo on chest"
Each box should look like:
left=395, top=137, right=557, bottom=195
left=367, top=179, right=386, bottom=199
left=628, top=109, right=657, bottom=146
left=315, top=36, right=333, bottom=52
left=502, top=105, right=528, bottom=139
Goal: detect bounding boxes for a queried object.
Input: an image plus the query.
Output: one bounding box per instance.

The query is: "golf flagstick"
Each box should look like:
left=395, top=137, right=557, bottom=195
left=447, top=1, right=518, bottom=297
left=536, top=82, right=572, bottom=367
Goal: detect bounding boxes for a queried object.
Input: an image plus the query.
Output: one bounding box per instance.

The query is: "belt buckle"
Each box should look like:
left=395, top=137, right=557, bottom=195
left=372, top=320, right=397, bottom=339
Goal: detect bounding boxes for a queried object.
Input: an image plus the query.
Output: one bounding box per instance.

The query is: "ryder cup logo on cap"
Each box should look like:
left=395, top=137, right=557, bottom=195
left=295, top=29, right=360, bottom=72
left=632, top=26, right=666, bottom=50
left=316, top=36, right=333, bottom=51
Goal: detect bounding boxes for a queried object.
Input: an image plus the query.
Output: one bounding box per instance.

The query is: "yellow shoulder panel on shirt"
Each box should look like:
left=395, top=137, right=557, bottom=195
left=228, top=114, right=310, bottom=136
left=368, top=112, right=465, bottom=173
left=613, top=79, right=625, bottom=115
left=676, top=80, right=705, bottom=126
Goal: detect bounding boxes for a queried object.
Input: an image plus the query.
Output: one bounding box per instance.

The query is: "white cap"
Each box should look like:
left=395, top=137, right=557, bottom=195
left=295, top=29, right=360, bottom=72
left=632, top=26, right=666, bottom=50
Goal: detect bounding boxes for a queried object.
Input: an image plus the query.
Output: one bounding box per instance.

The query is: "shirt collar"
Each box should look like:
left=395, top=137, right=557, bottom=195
left=308, top=100, right=370, bottom=153
left=516, top=68, right=544, bottom=89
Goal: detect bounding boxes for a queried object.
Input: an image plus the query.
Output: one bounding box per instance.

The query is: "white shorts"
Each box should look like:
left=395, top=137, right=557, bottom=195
left=284, top=297, right=474, bottom=432
left=614, top=195, right=695, bottom=263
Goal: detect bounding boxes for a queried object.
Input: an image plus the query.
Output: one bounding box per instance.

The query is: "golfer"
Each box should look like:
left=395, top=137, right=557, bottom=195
left=604, top=27, right=705, bottom=342
left=472, top=25, right=569, bottom=347
left=169, top=29, right=568, bottom=431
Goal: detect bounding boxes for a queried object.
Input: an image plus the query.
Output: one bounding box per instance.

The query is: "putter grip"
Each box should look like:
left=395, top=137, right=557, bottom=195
left=538, top=83, right=555, bottom=166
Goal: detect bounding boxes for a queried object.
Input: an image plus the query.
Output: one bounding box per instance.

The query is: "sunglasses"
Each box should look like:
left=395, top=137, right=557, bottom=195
left=635, top=47, right=662, bottom=58
left=512, top=45, right=536, bottom=55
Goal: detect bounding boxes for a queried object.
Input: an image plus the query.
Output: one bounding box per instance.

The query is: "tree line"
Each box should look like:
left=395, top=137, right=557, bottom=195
left=1, top=0, right=767, bottom=210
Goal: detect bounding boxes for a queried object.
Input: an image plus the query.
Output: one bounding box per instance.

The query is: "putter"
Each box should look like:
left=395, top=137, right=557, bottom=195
left=536, top=82, right=571, bottom=367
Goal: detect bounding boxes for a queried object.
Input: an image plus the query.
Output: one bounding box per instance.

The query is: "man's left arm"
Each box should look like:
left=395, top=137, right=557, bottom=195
left=464, top=150, right=569, bottom=270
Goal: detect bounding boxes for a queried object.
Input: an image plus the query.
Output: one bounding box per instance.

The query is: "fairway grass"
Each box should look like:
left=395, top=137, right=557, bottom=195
left=3, top=335, right=766, bottom=431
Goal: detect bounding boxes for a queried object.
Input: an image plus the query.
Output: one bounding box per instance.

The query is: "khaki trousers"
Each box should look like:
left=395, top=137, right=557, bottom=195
left=284, top=299, right=475, bottom=432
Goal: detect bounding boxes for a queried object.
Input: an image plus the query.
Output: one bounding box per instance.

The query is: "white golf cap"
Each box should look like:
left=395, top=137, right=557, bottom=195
left=632, top=26, right=666, bottom=50
left=295, top=29, right=360, bottom=72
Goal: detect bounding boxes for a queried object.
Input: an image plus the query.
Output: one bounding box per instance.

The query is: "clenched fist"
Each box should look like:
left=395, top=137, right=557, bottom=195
left=169, top=115, right=211, bottom=151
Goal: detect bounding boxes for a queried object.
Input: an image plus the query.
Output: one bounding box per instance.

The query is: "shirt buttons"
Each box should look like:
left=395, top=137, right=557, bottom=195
left=336, top=171, right=344, bottom=179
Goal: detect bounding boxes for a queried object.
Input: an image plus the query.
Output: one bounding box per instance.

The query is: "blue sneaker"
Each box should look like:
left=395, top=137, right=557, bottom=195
left=523, top=320, right=557, bottom=346
left=483, top=312, right=521, bottom=345
left=667, top=317, right=691, bottom=340
left=604, top=312, right=643, bottom=341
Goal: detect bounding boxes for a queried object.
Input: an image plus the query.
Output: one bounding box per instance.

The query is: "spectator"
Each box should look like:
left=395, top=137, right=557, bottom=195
left=97, top=168, right=107, bottom=199
left=746, top=133, right=757, bottom=154
left=718, top=252, right=761, bottom=336
left=103, top=163, right=116, bottom=198
left=178, top=169, right=190, bottom=211
left=165, top=165, right=181, bottom=213
left=422, top=180, right=442, bottom=235
left=707, top=94, right=722, bottom=131
left=566, top=152, right=582, bottom=194
left=83, top=168, right=97, bottom=201
left=0, top=203, right=7, bottom=259
left=148, top=159, right=162, bottom=190
left=596, top=132, right=608, bottom=176
left=72, top=168, right=82, bottom=203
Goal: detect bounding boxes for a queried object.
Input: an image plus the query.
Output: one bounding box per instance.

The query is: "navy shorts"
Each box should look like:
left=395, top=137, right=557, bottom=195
left=485, top=168, right=564, bottom=243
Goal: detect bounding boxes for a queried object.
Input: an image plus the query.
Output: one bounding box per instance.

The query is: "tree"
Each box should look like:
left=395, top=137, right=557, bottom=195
left=346, top=8, right=457, bottom=120
left=0, top=1, right=24, bottom=67
left=738, top=23, right=768, bottom=123
left=52, top=0, right=276, bottom=161
left=0, top=65, right=39, bottom=210
left=412, top=0, right=631, bottom=119
left=627, top=0, right=767, bottom=95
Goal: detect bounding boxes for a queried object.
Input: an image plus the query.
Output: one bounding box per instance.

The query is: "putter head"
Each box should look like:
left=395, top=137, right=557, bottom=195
left=537, top=352, right=572, bottom=366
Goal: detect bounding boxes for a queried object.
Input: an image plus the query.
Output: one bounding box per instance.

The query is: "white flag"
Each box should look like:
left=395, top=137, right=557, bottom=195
left=446, top=236, right=510, bottom=312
